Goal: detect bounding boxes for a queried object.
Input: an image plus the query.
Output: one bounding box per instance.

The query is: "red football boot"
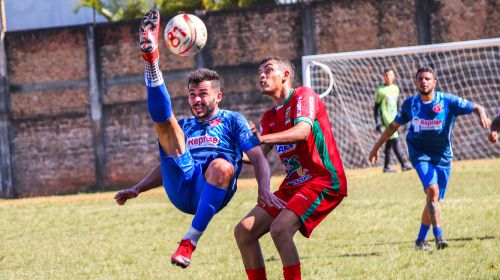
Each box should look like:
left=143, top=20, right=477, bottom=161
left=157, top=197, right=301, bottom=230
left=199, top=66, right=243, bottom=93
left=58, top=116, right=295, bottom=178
left=170, top=239, right=196, bottom=268
left=140, top=9, right=160, bottom=63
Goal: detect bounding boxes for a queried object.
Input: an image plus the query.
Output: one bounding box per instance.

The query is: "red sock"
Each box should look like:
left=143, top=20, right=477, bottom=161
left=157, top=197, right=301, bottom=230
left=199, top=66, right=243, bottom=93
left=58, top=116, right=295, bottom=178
left=283, top=263, right=301, bottom=280
left=245, top=267, right=267, bottom=280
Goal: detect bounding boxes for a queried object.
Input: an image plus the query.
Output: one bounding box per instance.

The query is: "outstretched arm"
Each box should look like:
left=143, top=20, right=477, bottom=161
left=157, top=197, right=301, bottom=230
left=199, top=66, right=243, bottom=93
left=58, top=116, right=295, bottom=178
left=245, top=146, right=286, bottom=209
left=256, top=121, right=311, bottom=145
left=369, top=121, right=401, bottom=164
left=472, top=104, right=490, bottom=129
left=114, top=163, right=163, bottom=205
left=242, top=143, right=273, bottom=165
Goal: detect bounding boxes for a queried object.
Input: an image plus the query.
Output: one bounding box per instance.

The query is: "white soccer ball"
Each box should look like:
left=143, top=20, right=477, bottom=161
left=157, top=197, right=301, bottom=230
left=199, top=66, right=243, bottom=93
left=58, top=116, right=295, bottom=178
left=164, top=14, right=207, bottom=57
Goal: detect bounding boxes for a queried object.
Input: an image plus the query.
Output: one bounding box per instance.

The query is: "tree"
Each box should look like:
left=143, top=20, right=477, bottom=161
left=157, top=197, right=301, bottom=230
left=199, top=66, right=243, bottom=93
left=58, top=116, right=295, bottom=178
left=74, top=0, right=277, bottom=21
left=73, top=0, right=154, bottom=21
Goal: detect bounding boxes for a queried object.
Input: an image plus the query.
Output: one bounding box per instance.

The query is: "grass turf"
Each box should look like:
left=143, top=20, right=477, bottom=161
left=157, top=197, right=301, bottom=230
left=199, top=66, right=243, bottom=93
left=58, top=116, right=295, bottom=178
left=0, top=158, right=498, bottom=279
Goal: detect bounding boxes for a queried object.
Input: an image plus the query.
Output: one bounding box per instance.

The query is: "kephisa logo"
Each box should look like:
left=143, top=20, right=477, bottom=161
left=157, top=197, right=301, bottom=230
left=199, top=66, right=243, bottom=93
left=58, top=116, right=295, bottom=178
left=187, top=135, right=219, bottom=149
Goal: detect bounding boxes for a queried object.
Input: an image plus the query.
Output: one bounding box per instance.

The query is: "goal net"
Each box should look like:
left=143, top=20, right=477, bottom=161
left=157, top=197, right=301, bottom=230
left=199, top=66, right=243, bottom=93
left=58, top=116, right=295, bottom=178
left=302, top=38, right=500, bottom=169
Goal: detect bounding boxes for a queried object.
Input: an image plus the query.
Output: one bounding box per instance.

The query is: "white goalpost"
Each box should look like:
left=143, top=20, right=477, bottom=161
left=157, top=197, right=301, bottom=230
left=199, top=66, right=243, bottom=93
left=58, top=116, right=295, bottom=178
left=302, top=38, right=500, bottom=168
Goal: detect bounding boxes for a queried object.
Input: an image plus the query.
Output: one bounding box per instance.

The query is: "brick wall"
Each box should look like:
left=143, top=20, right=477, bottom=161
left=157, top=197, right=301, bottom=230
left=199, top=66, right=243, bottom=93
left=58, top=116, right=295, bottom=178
left=1, top=0, right=499, bottom=197
left=432, top=0, right=500, bottom=42
left=313, top=0, right=418, bottom=52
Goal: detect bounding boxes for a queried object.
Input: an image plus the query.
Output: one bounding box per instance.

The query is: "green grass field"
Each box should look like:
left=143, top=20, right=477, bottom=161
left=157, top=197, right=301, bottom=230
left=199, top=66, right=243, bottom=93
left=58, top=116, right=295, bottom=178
left=1, top=158, right=499, bottom=279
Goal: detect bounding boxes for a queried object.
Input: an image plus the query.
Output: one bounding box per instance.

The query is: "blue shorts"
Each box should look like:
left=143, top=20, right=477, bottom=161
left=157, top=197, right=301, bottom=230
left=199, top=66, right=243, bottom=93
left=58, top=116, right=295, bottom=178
left=414, top=161, right=451, bottom=200
left=159, top=146, right=237, bottom=214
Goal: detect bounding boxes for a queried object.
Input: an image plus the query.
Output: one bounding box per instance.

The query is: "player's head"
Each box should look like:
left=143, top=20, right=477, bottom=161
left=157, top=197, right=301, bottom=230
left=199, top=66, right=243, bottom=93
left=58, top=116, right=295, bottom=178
left=258, top=56, right=295, bottom=95
left=187, top=68, right=222, bottom=121
left=383, top=69, right=395, bottom=85
left=415, top=66, right=437, bottom=96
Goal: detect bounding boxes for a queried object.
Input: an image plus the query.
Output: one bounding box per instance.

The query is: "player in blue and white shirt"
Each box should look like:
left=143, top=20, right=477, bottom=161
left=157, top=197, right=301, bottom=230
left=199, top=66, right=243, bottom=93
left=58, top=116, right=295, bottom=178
left=369, top=66, right=490, bottom=251
left=113, top=10, right=284, bottom=269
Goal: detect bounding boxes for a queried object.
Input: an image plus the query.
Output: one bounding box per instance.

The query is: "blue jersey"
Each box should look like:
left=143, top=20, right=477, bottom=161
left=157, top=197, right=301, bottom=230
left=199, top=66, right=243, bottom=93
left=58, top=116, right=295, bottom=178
left=178, top=109, right=260, bottom=178
left=394, top=91, right=474, bottom=166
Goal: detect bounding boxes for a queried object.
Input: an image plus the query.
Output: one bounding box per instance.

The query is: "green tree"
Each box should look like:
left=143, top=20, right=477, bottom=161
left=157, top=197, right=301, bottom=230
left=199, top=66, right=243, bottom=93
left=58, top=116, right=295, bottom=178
left=202, top=0, right=276, bottom=10
left=74, top=0, right=155, bottom=21
left=75, top=0, right=276, bottom=21
left=159, top=0, right=204, bottom=13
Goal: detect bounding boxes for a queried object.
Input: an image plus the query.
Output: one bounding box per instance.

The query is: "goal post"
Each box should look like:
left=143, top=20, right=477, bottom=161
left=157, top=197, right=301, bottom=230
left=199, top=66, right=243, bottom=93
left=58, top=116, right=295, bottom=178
left=302, top=38, right=500, bottom=169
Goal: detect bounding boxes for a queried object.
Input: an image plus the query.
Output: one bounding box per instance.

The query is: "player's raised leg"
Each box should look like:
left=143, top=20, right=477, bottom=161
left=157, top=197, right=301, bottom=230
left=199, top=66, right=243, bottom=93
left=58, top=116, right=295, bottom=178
left=140, top=9, right=185, bottom=157
left=141, top=9, right=195, bottom=267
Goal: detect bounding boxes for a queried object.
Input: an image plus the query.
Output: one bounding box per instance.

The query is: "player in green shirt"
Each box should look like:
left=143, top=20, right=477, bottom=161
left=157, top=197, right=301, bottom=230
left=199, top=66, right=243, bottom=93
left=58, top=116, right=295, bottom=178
left=374, top=69, right=412, bottom=172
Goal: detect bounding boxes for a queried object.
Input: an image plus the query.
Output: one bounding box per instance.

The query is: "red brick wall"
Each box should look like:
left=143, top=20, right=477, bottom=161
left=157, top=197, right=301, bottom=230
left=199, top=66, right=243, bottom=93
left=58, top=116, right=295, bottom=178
left=205, top=6, right=302, bottom=66
left=313, top=0, right=418, bottom=53
left=5, top=27, right=95, bottom=196
left=432, top=0, right=500, bottom=42
left=2, top=0, right=499, bottom=197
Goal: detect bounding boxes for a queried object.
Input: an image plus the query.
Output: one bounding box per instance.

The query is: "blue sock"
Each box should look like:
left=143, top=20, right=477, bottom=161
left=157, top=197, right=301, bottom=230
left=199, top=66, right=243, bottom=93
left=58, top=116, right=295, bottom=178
left=147, top=83, right=172, bottom=122
left=191, top=182, right=228, bottom=232
left=433, top=226, right=444, bottom=239
left=417, top=224, right=431, bottom=241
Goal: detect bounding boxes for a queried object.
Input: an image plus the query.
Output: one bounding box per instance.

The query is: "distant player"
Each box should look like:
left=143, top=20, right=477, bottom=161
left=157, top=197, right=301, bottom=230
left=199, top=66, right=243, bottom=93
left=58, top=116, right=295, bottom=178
left=369, top=66, right=490, bottom=250
left=374, top=69, right=412, bottom=172
left=114, top=10, right=284, bottom=268
left=234, top=56, right=347, bottom=280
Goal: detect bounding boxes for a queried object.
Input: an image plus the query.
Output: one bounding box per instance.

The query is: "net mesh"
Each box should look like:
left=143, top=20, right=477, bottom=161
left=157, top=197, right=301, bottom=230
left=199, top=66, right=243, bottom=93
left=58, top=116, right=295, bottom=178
left=303, top=39, right=500, bottom=169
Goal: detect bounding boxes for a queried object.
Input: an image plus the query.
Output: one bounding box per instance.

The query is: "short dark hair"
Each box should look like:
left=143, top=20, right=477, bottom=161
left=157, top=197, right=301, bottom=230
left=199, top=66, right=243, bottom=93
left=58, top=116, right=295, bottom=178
left=187, top=68, right=221, bottom=90
left=415, top=66, right=436, bottom=79
left=383, top=69, right=394, bottom=74
left=259, top=56, right=295, bottom=85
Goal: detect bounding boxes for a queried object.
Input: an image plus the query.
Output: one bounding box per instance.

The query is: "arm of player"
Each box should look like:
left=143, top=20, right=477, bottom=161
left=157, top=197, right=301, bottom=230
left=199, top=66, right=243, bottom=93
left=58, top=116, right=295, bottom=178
left=114, top=163, right=163, bottom=205
left=472, top=103, right=490, bottom=129
left=257, top=121, right=311, bottom=145
left=242, top=143, right=274, bottom=165
left=248, top=120, right=276, bottom=151
left=369, top=121, right=401, bottom=164
left=245, top=146, right=286, bottom=209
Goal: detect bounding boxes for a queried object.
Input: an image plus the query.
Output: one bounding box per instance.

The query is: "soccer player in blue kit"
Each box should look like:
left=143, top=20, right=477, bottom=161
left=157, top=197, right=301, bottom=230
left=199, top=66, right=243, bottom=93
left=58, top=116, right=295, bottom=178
left=113, top=10, right=284, bottom=268
left=369, top=66, right=490, bottom=250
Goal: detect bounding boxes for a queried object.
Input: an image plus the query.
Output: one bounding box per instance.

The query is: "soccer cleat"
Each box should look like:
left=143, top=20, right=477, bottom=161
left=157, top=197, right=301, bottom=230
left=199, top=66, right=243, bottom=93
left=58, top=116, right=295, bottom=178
left=383, top=167, right=397, bottom=173
left=435, top=237, right=448, bottom=250
left=171, top=239, right=196, bottom=268
left=402, top=165, right=413, bottom=171
left=415, top=239, right=432, bottom=251
left=140, top=9, right=160, bottom=63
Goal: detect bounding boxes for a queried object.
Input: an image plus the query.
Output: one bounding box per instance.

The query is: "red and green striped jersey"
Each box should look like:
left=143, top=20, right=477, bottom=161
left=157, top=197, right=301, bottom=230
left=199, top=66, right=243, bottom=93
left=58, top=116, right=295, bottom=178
left=260, top=86, right=347, bottom=195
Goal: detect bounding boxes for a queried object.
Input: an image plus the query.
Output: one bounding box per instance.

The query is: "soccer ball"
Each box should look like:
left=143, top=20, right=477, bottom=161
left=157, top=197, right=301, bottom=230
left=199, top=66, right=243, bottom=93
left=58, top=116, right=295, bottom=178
left=164, top=14, right=207, bottom=56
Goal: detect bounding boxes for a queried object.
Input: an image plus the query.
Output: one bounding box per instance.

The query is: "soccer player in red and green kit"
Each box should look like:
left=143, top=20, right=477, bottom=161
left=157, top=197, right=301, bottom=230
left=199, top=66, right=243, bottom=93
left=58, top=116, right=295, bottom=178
left=234, top=56, right=348, bottom=280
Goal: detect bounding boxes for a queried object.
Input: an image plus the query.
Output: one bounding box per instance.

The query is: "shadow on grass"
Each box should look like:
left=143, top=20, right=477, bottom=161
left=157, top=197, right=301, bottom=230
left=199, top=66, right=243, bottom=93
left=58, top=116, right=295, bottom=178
left=339, top=252, right=382, bottom=258
left=359, top=235, right=495, bottom=246
left=335, top=236, right=495, bottom=258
